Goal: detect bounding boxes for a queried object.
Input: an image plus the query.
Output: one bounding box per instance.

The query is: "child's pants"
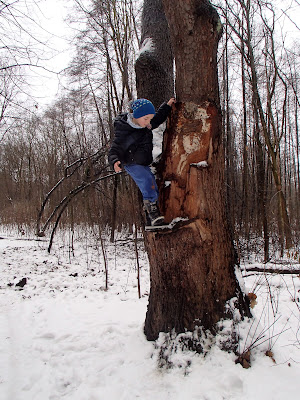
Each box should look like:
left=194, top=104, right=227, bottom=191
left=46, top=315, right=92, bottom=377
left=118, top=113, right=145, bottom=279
left=124, top=164, right=159, bottom=202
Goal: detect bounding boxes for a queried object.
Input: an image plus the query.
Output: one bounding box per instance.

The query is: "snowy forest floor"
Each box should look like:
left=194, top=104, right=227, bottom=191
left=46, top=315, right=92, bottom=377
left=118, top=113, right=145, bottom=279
left=0, top=226, right=300, bottom=400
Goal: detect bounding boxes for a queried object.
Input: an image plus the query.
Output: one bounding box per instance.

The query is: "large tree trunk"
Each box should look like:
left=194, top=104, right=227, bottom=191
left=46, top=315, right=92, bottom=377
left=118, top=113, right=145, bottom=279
left=137, top=0, right=251, bottom=342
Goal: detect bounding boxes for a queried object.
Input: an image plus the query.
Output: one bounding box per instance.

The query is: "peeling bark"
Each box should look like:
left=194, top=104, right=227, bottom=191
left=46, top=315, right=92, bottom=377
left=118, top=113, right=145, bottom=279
left=159, top=101, right=217, bottom=222
left=144, top=98, right=250, bottom=340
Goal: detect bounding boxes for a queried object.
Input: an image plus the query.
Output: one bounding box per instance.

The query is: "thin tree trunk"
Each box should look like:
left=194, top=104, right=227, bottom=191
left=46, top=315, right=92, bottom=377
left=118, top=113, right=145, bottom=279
left=223, top=17, right=235, bottom=233
left=110, top=175, right=118, bottom=243
left=295, top=97, right=300, bottom=227
left=241, top=25, right=250, bottom=239
left=253, top=105, right=269, bottom=262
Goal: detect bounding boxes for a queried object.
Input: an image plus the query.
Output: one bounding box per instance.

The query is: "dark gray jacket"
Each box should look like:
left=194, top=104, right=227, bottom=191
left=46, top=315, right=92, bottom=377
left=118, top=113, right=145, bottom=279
left=108, top=102, right=171, bottom=168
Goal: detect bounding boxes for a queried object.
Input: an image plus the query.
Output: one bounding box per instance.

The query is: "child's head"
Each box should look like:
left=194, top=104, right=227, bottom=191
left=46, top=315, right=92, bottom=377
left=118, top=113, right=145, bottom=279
left=131, top=99, right=155, bottom=128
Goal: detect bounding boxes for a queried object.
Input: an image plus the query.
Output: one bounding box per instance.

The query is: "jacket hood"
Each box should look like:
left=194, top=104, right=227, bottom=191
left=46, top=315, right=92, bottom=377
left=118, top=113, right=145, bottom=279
left=114, top=113, right=128, bottom=124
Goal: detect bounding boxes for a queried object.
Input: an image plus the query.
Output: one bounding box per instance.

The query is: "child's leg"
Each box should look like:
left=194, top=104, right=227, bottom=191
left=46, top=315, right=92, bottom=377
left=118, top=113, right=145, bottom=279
left=124, top=164, right=158, bottom=202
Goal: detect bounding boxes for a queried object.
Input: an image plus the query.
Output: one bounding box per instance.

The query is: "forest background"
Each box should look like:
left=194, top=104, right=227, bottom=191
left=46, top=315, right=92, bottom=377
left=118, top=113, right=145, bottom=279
left=0, top=0, right=299, bottom=261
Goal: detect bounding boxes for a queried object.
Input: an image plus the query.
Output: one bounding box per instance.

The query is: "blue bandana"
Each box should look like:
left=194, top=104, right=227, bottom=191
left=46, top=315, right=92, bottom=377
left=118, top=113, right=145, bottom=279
left=131, top=99, right=156, bottom=118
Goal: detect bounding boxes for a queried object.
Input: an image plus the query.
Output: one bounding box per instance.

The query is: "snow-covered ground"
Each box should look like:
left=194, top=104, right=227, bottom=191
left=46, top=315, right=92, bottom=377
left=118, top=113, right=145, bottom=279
left=0, top=227, right=300, bottom=400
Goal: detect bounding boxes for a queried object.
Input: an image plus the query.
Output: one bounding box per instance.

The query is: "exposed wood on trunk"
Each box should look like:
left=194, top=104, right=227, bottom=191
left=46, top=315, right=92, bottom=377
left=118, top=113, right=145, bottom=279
left=159, top=101, right=216, bottom=222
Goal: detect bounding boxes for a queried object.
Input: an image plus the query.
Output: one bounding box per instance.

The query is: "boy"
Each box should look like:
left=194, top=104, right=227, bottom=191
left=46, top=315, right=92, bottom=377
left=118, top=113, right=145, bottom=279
left=108, top=97, right=175, bottom=227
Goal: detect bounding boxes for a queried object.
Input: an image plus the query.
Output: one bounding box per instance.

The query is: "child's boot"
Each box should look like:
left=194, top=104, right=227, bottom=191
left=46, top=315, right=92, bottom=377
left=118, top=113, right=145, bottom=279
left=143, top=200, right=165, bottom=227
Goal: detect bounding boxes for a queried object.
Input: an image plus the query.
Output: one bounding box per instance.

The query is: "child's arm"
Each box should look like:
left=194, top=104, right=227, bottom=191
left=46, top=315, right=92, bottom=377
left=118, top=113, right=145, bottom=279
left=151, top=98, right=175, bottom=129
left=167, top=98, right=176, bottom=107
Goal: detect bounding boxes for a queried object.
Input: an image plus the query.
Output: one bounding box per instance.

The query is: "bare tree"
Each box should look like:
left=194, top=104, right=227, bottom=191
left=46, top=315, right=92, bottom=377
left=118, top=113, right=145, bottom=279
left=0, top=0, right=61, bottom=140
left=216, top=0, right=295, bottom=252
left=70, top=0, right=139, bottom=113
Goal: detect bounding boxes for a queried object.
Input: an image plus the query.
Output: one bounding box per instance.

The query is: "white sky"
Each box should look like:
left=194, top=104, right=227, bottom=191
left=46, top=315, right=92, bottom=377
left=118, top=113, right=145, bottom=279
left=37, top=0, right=299, bottom=108
left=6, top=0, right=299, bottom=109
left=19, top=0, right=74, bottom=107
left=33, top=0, right=74, bottom=106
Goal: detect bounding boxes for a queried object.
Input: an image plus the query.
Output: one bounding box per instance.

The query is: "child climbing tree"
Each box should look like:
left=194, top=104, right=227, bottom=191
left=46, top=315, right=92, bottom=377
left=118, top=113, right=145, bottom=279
left=135, top=0, right=251, bottom=342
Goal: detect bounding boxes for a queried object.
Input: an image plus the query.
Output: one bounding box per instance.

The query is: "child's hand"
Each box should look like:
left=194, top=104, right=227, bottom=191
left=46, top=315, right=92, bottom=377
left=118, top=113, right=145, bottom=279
left=114, top=161, right=122, bottom=173
left=167, top=97, right=176, bottom=106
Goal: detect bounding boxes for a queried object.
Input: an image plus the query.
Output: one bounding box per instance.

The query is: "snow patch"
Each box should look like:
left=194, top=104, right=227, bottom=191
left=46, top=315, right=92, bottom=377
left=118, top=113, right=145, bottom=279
left=138, top=37, right=155, bottom=55
left=1, top=228, right=300, bottom=399
left=152, top=122, right=165, bottom=160
left=235, top=265, right=247, bottom=294
left=190, top=161, right=208, bottom=168
left=169, top=217, right=189, bottom=227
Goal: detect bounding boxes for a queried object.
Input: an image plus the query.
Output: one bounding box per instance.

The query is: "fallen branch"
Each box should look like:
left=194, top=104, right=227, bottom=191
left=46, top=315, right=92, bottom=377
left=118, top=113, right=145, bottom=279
left=243, top=267, right=300, bottom=275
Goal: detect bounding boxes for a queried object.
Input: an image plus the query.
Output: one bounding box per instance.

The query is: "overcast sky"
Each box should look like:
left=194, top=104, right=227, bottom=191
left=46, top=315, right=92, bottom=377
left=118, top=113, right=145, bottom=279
left=24, top=0, right=74, bottom=107
left=12, top=0, right=300, bottom=108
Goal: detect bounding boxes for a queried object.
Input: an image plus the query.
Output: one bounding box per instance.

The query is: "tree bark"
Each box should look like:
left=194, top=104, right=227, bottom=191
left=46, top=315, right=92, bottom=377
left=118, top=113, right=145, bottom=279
left=140, top=0, right=251, bottom=341
left=135, top=0, right=174, bottom=108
